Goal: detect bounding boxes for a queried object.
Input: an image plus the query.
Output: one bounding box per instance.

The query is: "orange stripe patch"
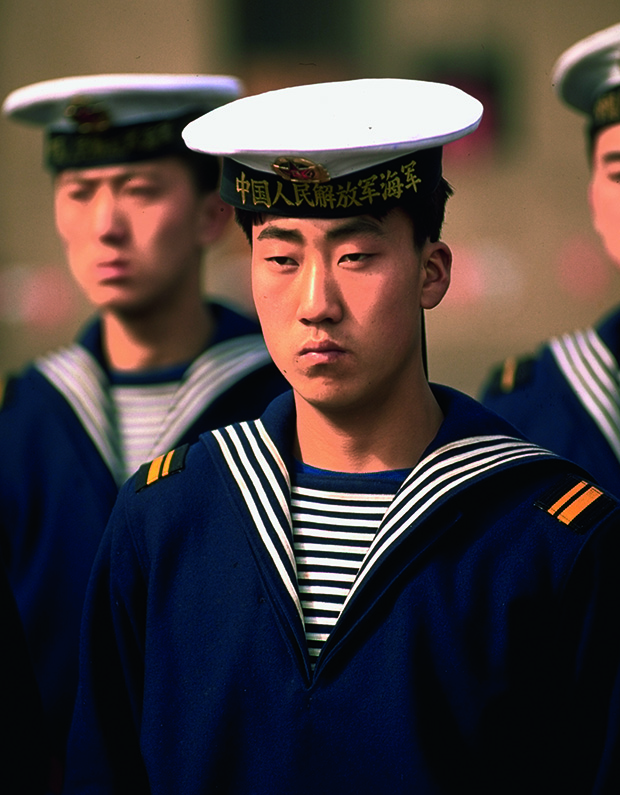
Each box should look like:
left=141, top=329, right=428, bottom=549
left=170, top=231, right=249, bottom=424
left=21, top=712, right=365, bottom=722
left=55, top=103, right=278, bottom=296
left=556, top=486, right=603, bottom=526
left=548, top=480, right=588, bottom=517
left=535, top=475, right=614, bottom=533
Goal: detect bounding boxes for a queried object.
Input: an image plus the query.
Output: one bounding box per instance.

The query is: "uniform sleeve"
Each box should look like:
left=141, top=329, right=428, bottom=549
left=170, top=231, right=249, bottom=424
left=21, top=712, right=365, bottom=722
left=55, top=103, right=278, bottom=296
left=550, top=512, right=620, bottom=793
left=63, top=488, right=150, bottom=795
left=0, top=555, right=47, bottom=794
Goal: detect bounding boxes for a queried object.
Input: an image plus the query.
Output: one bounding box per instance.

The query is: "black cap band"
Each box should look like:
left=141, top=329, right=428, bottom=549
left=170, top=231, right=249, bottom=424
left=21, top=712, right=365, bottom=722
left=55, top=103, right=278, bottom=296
left=590, top=86, right=620, bottom=137
left=45, top=111, right=203, bottom=172
left=221, top=147, right=443, bottom=217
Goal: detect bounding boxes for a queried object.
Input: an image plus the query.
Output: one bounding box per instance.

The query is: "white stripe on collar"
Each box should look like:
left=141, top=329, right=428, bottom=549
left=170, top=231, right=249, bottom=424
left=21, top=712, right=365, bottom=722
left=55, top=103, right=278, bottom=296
left=550, top=328, right=620, bottom=461
left=346, top=435, right=556, bottom=608
left=35, top=345, right=125, bottom=485
left=212, top=420, right=300, bottom=620
left=150, top=335, right=272, bottom=456
left=213, top=420, right=558, bottom=625
left=36, top=334, right=273, bottom=484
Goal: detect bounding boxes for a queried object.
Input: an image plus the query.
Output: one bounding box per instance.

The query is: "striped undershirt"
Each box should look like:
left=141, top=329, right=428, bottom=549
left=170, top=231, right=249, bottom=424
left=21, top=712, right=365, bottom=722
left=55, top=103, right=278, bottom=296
left=110, top=363, right=186, bottom=478
left=292, top=464, right=408, bottom=668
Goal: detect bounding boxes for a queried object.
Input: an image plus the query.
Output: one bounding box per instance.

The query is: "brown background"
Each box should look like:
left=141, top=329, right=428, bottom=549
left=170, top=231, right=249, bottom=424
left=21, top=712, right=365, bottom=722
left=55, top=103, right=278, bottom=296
left=1, top=0, right=619, bottom=397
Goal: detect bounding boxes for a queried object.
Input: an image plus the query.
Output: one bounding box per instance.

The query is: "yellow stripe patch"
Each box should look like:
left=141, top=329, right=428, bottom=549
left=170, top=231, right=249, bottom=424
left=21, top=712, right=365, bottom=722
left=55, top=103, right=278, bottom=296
left=500, top=356, right=518, bottom=392
left=161, top=449, right=175, bottom=478
left=135, top=443, right=189, bottom=492
left=147, top=454, right=165, bottom=485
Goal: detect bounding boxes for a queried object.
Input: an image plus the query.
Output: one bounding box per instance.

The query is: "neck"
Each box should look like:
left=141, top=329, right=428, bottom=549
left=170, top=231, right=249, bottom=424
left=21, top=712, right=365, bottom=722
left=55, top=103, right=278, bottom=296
left=293, top=381, right=443, bottom=473
left=102, top=297, right=214, bottom=372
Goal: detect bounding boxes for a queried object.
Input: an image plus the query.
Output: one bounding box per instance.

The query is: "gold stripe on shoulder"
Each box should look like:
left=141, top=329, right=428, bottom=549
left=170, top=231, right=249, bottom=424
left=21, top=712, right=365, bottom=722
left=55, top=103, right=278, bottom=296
left=135, top=444, right=190, bottom=492
left=546, top=480, right=589, bottom=517
left=536, top=475, right=614, bottom=533
left=500, top=356, right=518, bottom=393
left=161, top=449, right=175, bottom=478
left=555, top=486, right=603, bottom=526
left=147, top=454, right=165, bottom=486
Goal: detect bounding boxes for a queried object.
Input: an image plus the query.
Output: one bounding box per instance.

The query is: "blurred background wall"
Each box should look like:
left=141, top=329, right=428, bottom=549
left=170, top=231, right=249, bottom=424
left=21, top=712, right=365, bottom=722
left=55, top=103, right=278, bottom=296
left=1, top=0, right=619, bottom=396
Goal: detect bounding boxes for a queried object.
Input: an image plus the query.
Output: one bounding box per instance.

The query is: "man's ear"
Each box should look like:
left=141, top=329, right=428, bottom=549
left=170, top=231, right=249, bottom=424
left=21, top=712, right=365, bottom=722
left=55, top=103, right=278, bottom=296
left=420, top=241, right=452, bottom=310
left=197, top=192, right=234, bottom=246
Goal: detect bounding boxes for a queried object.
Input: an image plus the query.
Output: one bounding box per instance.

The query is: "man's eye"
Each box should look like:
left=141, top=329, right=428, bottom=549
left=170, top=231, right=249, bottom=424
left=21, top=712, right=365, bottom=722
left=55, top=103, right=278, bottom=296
left=340, top=252, right=370, bottom=263
left=65, top=186, right=92, bottom=201
left=127, top=184, right=159, bottom=197
left=267, top=256, right=296, bottom=266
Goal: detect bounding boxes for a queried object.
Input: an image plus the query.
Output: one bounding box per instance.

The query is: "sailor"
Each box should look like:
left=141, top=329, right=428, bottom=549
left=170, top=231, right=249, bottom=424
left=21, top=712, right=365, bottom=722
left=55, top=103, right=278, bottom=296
left=65, top=78, right=620, bottom=794
left=0, top=73, right=288, bottom=790
left=480, top=23, right=620, bottom=497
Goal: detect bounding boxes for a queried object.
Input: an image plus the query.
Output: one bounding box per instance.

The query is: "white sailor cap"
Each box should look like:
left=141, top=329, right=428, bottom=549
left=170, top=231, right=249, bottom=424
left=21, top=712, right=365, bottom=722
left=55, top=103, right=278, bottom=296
left=552, top=23, right=620, bottom=135
left=2, top=73, right=243, bottom=172
left=182, top=78, right=483, bottom=217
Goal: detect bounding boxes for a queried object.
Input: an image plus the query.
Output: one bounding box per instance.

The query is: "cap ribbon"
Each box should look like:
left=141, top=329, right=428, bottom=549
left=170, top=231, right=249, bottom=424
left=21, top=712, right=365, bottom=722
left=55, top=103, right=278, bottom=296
left=45, top=111, right=202, bottom=172
left=221, top=147, right=443, bottom=217
left=591, top=86, right=620, bottom=133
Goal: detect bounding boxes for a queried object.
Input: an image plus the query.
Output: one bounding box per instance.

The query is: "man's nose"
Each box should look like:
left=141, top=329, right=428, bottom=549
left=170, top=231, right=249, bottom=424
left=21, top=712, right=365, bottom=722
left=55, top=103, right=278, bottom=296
left=296, top=259, right=343, bottom=325
left=93, top=187, right=127, bottom=241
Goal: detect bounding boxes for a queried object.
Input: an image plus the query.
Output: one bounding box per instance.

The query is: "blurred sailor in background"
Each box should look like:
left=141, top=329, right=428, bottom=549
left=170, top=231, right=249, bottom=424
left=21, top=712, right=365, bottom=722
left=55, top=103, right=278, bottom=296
left=0, top=73, right=288, bottom=791
left=481, top=23, right=620, bottom=497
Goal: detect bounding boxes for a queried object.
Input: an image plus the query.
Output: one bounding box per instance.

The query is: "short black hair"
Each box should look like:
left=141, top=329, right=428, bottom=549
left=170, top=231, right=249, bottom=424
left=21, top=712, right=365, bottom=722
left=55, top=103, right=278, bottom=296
left=177, top=149, right=222, bottom=195
left=234, top=176, right=453, bottom=249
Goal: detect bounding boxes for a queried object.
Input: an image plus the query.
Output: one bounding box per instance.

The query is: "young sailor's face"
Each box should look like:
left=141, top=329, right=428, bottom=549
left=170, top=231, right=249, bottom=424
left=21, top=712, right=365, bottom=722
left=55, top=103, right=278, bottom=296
left=54, top=157, right=217, bottom=315
left=252, top=209, right=451, bottom=415
left=590, top=124, right=620, bottom=267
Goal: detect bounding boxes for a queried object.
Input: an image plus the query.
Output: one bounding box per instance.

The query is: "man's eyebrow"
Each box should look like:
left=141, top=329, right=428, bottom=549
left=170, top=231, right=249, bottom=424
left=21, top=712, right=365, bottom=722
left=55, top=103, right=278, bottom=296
left=324, top=217, right=387, bottom=242
left=256, top=226, right=306, bottom=244
left=255, top=216, right=387, bottom=245
left=602, top=151, right=620, bottom=165
left=56, top=173, right=94, bottom=186
left=57, top=167, right=159, bottom=186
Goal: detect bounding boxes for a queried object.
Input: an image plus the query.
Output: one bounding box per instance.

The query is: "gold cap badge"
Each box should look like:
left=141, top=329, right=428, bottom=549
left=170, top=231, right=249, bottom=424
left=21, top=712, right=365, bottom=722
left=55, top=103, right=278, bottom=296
left=64, top=96, right=111, bottom=133
left=271, top=156, right=330, bottom=184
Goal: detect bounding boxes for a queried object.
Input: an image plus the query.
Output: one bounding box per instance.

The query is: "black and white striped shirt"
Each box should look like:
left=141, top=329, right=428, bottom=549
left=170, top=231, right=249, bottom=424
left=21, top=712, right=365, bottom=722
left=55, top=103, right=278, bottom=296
left=110, top=362, right=187, bottom=478
left=291, top=464, right=409, bottom=667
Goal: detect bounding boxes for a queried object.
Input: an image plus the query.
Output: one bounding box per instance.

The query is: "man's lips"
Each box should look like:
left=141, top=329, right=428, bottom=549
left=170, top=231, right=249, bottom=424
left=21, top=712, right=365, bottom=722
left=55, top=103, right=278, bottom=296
left=298, top=340, right=347, bottom=363
left=96, top=259, right=130, bottom=280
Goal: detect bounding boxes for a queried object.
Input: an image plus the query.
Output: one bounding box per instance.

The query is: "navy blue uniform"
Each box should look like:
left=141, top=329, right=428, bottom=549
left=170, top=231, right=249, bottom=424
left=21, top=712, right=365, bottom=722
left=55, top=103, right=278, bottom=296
left=481, top=308, right=620, bottom=496
left=1, top=556, right=46, bottom=795
left=0, top=302, right=288, bottom=782
left=65, top=387, right=620, bottom=794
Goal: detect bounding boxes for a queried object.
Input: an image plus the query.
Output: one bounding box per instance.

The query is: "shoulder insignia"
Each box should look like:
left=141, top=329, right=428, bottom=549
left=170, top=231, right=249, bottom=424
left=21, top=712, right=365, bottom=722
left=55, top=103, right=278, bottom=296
left=486, top=355, right=535, bottom=395
left=134, top=444, right=189, bottom=492
left=535, top=475, right=617, bottom=534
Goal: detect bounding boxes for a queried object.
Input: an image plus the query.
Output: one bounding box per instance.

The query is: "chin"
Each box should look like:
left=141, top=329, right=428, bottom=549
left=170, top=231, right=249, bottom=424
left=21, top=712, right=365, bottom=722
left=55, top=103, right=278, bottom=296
left=295, top=386, right=362, bottom=415
left=95, top=295, right=149, bottom=318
